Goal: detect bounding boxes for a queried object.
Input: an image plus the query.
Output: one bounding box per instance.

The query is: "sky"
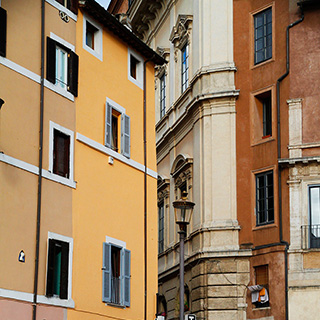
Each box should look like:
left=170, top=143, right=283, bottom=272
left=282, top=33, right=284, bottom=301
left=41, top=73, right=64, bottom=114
left=95, top=0, right=111, bottom=9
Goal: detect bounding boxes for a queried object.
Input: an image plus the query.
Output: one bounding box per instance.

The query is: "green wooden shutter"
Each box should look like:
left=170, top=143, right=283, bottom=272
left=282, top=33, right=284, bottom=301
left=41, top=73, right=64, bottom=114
left=0, top=7, right=7, bottom=57
left=60, top=241, right=69, bottom=300
left=121, top=114, right=130, bottom=158
left=123, top=248, right=131, bottom=307
left=102, top=242, right=112, bottom=303
left=67, top=50, right=79, bottom=97
left=46, top=37, right=56, bottom=84
left=105, top=104, right=112, bottom=148
left=46, top=239, right=55, bottom=297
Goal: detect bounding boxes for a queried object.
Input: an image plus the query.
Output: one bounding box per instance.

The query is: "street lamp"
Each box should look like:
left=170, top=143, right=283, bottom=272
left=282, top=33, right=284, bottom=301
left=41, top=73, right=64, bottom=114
left=173, top=191, right=195, bottom=320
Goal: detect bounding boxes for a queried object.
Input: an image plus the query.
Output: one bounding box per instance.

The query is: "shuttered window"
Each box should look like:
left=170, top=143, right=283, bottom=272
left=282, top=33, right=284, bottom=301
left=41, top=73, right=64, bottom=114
left=102, top=242, right=131, bottom=307
left=46, top=239, right=69, bottom=300
left=105, top=102, right=130, bottom=158
left=46, top=37, right=79, bottom=97
left=0, top=7, right=7, bottom=57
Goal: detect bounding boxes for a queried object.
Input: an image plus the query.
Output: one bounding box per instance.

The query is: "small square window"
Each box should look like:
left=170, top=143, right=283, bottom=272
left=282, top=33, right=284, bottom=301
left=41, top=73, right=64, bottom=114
left=254, top=7, right=272, bottom=65
left=86, top=21, right=98, bottom=50
left=256, top=170, right=274, bottom=226
left=128, top=49, right=143, bottom=89
left=83, top=15, right=103, bottom=60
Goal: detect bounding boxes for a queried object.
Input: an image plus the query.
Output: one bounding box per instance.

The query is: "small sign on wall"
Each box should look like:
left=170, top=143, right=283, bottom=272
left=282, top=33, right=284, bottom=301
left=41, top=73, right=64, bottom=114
left=18, top=250, right=25, bottom=263
left=185, top=314, right=196, bottom=320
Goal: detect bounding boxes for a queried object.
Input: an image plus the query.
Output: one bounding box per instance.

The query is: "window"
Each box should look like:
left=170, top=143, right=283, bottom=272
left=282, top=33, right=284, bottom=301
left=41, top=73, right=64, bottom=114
left=105, top=100, right=130, bottom=158
left=158, top=202, right=164, bottom=253
left=254, top=7, right=272, bottom=64
left=252, top=90, right=273, bottom=142
left=46, top=233, right=73, bottom=301
left=160, top=75, right=166, bottom=118
left=55, top=0, right=78, bottom=14
left=102, top=239, right=131, bottom=307
left=256, top=170, right=274, bottom=226
left=309, top=186, right=320, bottom=248
left=181, top=44, right=189, bottom=93
left=83, top=15, right=103, bottom=60
left=128, top=49, right=143, bottom=89
left=262, top=95, right=272, bottom=137
left=254, top=265, right=269, bottom=308
left=49, top=121, right=74, bottom=181
left=0, top=7, right=6, bottom=57
left=47, top=37, right=79, bottom=96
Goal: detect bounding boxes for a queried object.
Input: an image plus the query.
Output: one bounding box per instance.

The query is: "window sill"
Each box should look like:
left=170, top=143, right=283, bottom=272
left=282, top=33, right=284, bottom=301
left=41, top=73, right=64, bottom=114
left=251, top=137, right=275, bottom=147
left=45, top=0, right=77, bottom=22
left=38, top=295, right=75, bottom=308
left=253, top=223, right=277, bottom=231
left=44, top=79, right=75, bottom=102
left=83, top=44, right=103, bottom=61
left=43, top=170, right=76, bottom=188
left=251, top=58, right=274, bottom=70
left=252, top=306, right=271, bottom=311
left=105, top=302, right=126, bottom=309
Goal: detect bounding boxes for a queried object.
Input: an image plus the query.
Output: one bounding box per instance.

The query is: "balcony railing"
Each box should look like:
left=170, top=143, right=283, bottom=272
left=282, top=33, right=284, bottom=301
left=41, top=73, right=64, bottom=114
left=111, top=277, right=121, bottom=305
left=301, top=225, right=320, bottom=249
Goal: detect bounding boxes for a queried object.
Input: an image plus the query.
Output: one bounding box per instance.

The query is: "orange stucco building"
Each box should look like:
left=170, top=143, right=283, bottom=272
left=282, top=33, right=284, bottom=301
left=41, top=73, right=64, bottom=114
left=0, top=1, right=164, bottom=319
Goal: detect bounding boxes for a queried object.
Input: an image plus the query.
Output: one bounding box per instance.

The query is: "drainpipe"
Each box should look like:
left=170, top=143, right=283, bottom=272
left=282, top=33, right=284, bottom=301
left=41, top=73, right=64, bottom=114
left=32, top=0, right=45, bottom=319
left=143, top=57, right=153, bottom=320
left=276, top=6, right=304, bottom=320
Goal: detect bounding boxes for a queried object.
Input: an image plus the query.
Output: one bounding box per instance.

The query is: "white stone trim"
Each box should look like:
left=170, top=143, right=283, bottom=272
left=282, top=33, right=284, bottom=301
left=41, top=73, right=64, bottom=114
left=76, top=133, right=157, bottom=179
left=82, top=14, right=103, bottom=61
left=0, top=153, right=76, bottom=188
left=0, top=288, right=75, bottom=308
left=0, top=57, right=74, bottom=101
left=128, top=48, right=144, bottom=89
left=47, top=232, right=73, bottom=303
left=45, top=0, right=77, bottom=22
left=49, top=121, right=75, bottom=182
left=106, top=97, right=126, bottom=114
left=105, top=235, right=126, bottom=248
left=50, top=32, right=75, bottom=52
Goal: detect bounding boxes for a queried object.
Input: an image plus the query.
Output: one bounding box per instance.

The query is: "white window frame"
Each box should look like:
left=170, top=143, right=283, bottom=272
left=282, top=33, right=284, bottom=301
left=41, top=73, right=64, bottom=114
left=83, top=14, right=103, bottom=61
left=49, top=121, right=74, bottom=182
left=55, top=46, right=68, bottom=89
left=128, top=48, right=143, bottom=89
left=45, top=0, right=78, bottom=22
left=45, top=232, right=73, bottom=303
left=181, top=44, right=189, bottom=93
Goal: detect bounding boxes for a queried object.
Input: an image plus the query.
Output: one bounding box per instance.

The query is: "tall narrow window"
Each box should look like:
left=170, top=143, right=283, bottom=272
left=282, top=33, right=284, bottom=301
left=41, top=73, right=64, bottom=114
left=86, top=21, right=98, bottom=50
left=181, top=44, right=189, bottom=93
left=262, top=95, right=272, bottom=137
left=102, top=241, right=131, bottom=307
left=160, top=75, right=166, bottom=118
left=53, top=129, right=70, bottom=178
left=254, top=7, right=272, bottom=64
left=0, top=7, right=7, bottom=57
left=309, top=186, right=320, bottom=248
left=46, top=239, right=69, bottom=300
left=158, top=202, right=164, bottom=253
left=254, top=265, right=269, bottom=308
left=130, top=55, right=139, bottom=79
left=256, top=170, right=274, bottom=225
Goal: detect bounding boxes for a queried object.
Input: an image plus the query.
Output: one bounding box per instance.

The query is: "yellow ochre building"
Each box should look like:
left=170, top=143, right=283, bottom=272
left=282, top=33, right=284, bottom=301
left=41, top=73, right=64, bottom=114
left=0, top=1, right=165, bottom=319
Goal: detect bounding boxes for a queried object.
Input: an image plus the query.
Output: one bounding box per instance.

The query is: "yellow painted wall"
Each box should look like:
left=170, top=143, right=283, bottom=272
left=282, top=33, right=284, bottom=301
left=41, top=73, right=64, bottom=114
left=70, top=9, right=158, bottom=320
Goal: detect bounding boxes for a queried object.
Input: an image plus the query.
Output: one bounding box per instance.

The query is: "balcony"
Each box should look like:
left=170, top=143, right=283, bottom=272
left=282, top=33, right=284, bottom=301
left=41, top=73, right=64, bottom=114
left=301, top=225, right=320, bottom=249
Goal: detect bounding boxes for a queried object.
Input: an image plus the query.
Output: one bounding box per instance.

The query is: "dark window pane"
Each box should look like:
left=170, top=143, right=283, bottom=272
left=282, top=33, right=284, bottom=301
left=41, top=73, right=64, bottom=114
left=53, top=129, right=70, bottom=178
